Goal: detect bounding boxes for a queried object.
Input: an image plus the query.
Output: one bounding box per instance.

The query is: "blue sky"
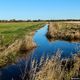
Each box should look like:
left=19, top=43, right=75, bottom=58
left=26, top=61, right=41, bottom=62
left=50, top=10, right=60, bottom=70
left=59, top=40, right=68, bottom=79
left=0, top=0, right=80, bottom=20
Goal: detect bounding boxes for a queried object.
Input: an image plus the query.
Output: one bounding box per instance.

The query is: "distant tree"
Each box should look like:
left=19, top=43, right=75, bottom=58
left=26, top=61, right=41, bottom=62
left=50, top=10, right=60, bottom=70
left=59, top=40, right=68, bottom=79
left=27, top=19, right=32, bottom=22
left=9, top=19, right=16, bottom=22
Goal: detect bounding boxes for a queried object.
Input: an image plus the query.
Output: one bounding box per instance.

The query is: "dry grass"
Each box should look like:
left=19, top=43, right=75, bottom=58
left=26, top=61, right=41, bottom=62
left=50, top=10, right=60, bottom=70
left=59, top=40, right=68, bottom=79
left=47, top=22, right=80, bottom=42
left=0, top=23, right=45, bottom=67
left=0, top=35, right=36, bottom=67
left=20, top=36, right=36, bottom=51
left=22, top=51, right=80, bottom=80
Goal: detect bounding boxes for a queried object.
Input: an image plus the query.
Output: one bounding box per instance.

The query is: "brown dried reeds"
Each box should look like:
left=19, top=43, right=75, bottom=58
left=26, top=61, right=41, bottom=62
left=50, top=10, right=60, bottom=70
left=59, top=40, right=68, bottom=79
left=23, top=51, right=80, bottom=80
left=47, top=22, right=80, bottom=42
left=20, top=35, right=36, bottom=51
left=0, top=35, right=36, bottom=67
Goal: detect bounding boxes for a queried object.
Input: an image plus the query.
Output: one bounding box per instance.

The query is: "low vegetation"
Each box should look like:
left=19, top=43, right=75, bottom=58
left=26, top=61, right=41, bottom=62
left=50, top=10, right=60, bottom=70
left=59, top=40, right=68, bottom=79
left=0, top=21, right=80, bottom=80
left=0, top=22, right=44, bottom=49
left=22, top=51, right=80, bottom=80
left=0, top=22, right=45, bottom=67
left=47, top=22, right=80, bottom=41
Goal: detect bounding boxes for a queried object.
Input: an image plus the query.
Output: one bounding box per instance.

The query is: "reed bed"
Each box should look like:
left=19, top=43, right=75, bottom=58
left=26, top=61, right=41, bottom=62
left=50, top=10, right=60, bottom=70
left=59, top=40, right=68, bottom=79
left=21, top=51, right=80, bottom=80
left=47, top=22, right=80, bottom=42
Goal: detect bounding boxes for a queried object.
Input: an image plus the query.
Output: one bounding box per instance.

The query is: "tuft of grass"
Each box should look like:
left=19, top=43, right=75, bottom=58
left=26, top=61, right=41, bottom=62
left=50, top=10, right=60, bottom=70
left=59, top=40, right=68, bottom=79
left=21, top=51, right=80, bottom=80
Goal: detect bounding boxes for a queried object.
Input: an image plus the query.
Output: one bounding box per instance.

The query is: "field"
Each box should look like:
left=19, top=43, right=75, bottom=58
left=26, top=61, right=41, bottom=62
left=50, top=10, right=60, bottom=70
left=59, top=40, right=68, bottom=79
left=0, top=21, right=80, bottom=80
left=0, top=22, right=45, bottom=67
left=0, top=22, right=45, bottom=47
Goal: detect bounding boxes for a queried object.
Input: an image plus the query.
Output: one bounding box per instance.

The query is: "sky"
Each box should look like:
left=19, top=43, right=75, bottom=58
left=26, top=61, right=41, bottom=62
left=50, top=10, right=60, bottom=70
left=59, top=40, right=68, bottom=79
left=0, top=0, right=80, bottom=20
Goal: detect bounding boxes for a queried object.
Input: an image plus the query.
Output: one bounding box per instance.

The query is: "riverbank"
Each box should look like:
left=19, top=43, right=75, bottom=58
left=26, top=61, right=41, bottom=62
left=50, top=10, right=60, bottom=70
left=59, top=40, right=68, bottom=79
left=30, top=52, right=80, bottom=80
left=0, top=22, right=45, bottom=67
left=0, top=23, right=80, bottom=80
left=47, top=22, right=80, bottom=42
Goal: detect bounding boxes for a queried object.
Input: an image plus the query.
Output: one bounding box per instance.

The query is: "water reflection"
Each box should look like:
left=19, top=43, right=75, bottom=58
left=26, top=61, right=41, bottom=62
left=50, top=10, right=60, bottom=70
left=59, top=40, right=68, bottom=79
left=0, top=25, right=80, bottom=80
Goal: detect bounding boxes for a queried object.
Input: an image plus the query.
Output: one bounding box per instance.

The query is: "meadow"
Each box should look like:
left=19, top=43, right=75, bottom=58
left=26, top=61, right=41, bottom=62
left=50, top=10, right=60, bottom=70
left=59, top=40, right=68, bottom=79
left=0, top=21, right=80, bottom=80
left=0, top=22, right=45, bottom=47
left=0, top=22, right=45, bottom=67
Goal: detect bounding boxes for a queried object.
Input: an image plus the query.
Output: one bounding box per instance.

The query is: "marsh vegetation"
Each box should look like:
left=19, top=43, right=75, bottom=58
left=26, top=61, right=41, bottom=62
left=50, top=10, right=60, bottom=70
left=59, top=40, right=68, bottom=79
left=20, top=50, right=80, bottom=80
left=47, top=22, right=80, bottom=42
left=0, top=22, right=45, bottom=67
left=0, top=21, right=80, bottom=80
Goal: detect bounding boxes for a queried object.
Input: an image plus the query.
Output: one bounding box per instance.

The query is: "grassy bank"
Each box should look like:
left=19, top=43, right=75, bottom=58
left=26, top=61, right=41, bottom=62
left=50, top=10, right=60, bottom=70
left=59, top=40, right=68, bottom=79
left=47, top=22, right=80, bottom=42
left=23, top=51, right=80, bottom=80
left=0, top=22, right=45, bottom=67
left=0, top=22, right=45, bottom=48
left=34, top=53, right=80, bottom=80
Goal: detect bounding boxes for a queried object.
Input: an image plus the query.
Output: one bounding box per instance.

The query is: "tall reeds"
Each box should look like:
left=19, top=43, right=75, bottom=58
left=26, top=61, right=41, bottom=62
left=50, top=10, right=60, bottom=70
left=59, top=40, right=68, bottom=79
left=22, top=50, right=80, bottom=80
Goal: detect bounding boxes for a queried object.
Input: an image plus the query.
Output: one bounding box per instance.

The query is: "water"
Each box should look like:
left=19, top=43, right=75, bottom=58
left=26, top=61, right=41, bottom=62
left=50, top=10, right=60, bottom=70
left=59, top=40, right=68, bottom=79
left=31, top=25, right=80, bottom=60
left=0, top=25, right=80, bottom=80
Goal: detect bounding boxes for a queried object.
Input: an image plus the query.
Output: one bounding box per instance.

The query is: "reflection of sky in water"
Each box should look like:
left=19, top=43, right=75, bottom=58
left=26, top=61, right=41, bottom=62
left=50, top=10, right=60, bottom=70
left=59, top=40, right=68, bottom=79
left=32, top=25, right=80, bottom=61
left=0, top=25, right=80, bottom=80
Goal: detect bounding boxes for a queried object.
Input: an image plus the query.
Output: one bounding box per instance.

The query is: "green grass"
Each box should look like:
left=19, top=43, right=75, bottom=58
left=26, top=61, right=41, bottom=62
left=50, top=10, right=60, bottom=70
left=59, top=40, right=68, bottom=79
left=0, top=22, right=45, bottom=46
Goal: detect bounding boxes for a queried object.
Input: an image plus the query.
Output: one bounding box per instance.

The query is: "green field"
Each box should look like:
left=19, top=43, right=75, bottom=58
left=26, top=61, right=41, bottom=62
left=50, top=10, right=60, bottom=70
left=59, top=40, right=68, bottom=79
left=0, top=22, right=45, bottom=47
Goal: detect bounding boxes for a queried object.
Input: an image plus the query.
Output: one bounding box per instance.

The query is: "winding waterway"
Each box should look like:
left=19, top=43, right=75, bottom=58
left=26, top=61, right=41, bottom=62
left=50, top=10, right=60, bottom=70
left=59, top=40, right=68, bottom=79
left=0, top=25, right=80, bottom=80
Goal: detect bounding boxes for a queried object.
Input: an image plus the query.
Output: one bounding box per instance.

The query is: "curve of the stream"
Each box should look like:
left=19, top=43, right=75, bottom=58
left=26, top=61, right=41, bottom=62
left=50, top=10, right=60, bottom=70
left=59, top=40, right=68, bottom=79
left=0, top=25, right=80, bottom=80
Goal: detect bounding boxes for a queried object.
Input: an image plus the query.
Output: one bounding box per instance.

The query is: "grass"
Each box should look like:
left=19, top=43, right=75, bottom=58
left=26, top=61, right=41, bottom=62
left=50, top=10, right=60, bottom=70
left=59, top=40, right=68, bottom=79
left=0, top=22, right=45, bottom=47
left=47, top=22, right=80, bottom=41
left=0, top=22, right=45, bottom=67
left=22, top=51, right=80, bottom=80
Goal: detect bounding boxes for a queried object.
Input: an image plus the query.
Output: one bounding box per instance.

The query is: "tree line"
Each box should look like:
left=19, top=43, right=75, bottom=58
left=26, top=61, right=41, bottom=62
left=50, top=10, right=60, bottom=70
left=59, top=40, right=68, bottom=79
left=0, top=19, right=80, bottom=22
